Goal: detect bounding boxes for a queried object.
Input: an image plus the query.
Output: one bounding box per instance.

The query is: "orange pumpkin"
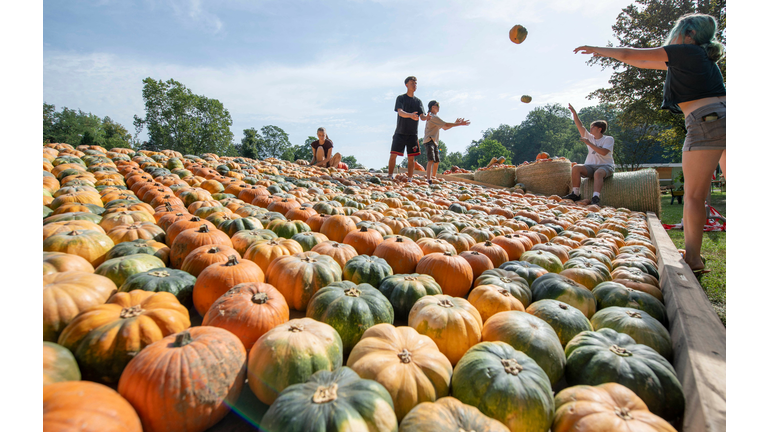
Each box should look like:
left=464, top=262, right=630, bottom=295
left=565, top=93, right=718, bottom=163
left=373, top=235, right=424, bottom=274
left=468, top=284, right=526, bottom=322
left=43, top=251, right=95, bottom=275
left=180, top=244, right=241, bottom=277
left=44, top=381, right=142, bottom=432
left=169, top=224, right=233, bottom=269
left=342, top=225, right=384, bottom=256
left=193, top=255, right=266, bottom=315
left=415, top=251, right=474, bottom=298
left=244, top=238, right=304, bottom=273
left=311, top=240, right=359, bottom=268
left=43, top=230, right=115, bottom=267
left=408, top=295, right=483, bottom=365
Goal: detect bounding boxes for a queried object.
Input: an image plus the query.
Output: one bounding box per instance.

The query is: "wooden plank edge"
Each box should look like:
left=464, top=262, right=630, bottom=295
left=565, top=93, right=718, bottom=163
left=646, top=212, right=726, bottom=432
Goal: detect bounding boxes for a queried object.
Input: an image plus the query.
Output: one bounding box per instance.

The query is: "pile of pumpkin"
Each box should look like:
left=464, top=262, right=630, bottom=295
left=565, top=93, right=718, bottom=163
left=43, top=142, right=681, bottom=432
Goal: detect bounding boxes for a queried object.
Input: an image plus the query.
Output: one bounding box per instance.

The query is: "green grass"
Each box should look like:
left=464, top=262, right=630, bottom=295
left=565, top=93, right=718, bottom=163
left=659, top=189, right=726, bottom=325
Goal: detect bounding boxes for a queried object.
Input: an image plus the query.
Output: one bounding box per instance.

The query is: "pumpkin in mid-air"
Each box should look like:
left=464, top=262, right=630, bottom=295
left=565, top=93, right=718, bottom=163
left=521, top=95, right=533, bottom=103
left=509, top=24, right=528, bottom=44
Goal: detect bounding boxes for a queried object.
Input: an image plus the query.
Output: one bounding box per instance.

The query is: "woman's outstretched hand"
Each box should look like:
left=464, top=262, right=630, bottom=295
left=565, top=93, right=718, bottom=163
left=574, top=46, right=602, bottom=56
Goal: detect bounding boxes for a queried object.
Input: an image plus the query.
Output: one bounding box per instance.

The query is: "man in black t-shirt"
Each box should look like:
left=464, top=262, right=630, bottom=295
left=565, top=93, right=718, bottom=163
left=388, top=76, right=431, bottom=181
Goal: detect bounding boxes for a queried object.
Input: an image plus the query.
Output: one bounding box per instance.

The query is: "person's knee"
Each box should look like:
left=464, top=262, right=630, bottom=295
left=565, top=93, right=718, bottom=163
left=594, top=170, right=606, bottom=179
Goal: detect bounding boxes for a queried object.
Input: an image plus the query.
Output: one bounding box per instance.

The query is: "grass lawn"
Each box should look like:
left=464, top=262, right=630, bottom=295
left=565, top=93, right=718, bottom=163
left=659, top=188, right=726, bottom=325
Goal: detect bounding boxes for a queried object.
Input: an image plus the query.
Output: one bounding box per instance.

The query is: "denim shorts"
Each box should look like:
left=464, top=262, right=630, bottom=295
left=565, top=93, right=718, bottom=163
left=581, top=164, right=614, bottom=179
left=683, top=101, right=726, bottom=151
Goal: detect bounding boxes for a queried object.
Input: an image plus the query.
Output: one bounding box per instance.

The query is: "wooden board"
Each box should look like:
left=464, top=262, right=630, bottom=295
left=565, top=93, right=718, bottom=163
left=646, top=212, right=726, bottom=432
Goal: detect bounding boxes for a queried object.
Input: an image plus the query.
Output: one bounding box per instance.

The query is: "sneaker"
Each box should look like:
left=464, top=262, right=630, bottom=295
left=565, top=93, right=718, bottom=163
left=562, top=192, right=581, bottom=201
left=591, top=195, right=601, bottom=205
left=427, top=179, right=433, bottom=185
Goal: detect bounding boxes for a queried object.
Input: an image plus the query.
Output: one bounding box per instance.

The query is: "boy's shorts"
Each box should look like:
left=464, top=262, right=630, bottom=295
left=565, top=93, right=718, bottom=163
left=683, top=101, right=726, bottom=151
left=424, top=140, right=440, bottom=162
left=581, top=164, right=615, bottom=179
left=391, top=134, right=420, bottom=156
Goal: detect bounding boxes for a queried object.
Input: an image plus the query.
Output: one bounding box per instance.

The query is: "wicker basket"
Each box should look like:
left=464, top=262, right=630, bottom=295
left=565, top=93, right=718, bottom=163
left=579, top=169, right=661, bottom=216
left=474, top=166, right=516, bottom=187
left=515, top=160, right=572, bottom=196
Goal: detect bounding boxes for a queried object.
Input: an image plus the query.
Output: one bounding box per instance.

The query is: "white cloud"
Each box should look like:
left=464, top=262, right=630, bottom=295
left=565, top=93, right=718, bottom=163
left=168, top=0, right=224, bottom=34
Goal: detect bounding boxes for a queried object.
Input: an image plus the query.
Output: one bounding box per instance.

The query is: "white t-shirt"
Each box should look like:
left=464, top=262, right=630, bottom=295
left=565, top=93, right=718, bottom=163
left=583, top=132, right=615, bottom=166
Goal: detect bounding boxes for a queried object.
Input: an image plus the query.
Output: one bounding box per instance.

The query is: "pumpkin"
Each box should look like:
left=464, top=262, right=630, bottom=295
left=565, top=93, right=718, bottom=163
left=520, top=249, right=564, bottom=273
left=43, top=341, right=81, bottom=386
left=43, top=251, right=95, bottom=275
left=473, top=268, right=532, bottom=307
left=560, top=259, right=612, bottom=290
left=592, top=281, right=668, bottom=326
left=530, top=272, right=597, bottom=318
left=377, top=273, right=443, bottom=321
left=342, top=254, right=393, bottom=287
left=230, top=229, right=278, bottom=255
left=311, top=240, right=360, bottom=268
left=119, top=267, right=197, bottom=308
left=372, top=235, right=424, bottom=274
left=43, top=271, right=118, bottom=341
left=590, top=306, right=673, bottom=360
left=490, top=234, right=528, bottom=261
left=44, top=381, right=142, bottom=432
left=320, top=214, right=358, bottom=242
left=202, top=281, right=289, bottom=352
left=499, top=260, right=548, bottom=286
left=552, top=383, right=677, bottom=432
left=399, top=396, right=510, bottom=432
left=346, top=323, right=453, bottom=421
left=118, top=327, right=247, bottom=432
left=307, top=281, right=394, bottom=355
left=179, top=244, right=241, bottom=277
left=43, top=219, right=106, bottom=240
left=247, top=318, right=343, bottom=405
left=58, top=290, right=190, bottom=383
left=452, top=341, right=554, bottom=432
left=43, top=229, right=115, bottom=267
left=408, top=294, right=483, bottom=365
left=169, top=223, right=233, bottom=269
left=266, top=218, right=312, bottom=239
left=342, top=225, right=385, bottom=256
left=526, top=299, right=593, bottom=347
left=216, top=215, right=263, bottom=237
left=265, top=251, right=343, bottom=311
left=436, top=231, right=477, bottom=254
left=459, top=250, right=495, bottom=283
left=292, top=231, right=330, bottom=252
left=469, top=240, right=510, bottom=267
left=104, top=238, right=170, bottom=264
left=415, top=251, right=473, bottom=298
left=482, top=310, right=566, bottom=385
left=261, top=366, right=398, bottom=432
left=243, top=237, right=303, bottom=273
left=94, top=253, right=166, bottom=288
left=468, top=284, right=526, bottom=322
left=192, top=255, right=265, bottom=315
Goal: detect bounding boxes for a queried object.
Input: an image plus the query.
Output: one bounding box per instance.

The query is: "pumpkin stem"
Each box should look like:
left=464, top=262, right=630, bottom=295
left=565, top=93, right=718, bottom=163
left=120, top=305, right=144, bottom=318
left=609, top=345, right=633, bottom=357
left=173, top=331, right=193, bottom=347
left=614, top=407, right=634, bottom=420
left=197, top=224, right=210, bottom=233
left=625, top=311, right=643, bottom=319
left=397, top=349, right=412, bottom=364
left=437, top=299, right=454, bottom=308
left=559, top=303, right=568, bottom=310
left=360, top=226, right=368, bottom=232
left=501, top=358, right=524, bottom=375
left=252, top=292, right=269, bottom=304
left=498, top=288, right=511, bottom=296
left=224, top=255, right=240, bottom=266
left=207, top=246, right=221, bottom=253
left=344, top=287, right=361, bottom=297
left=395, top=236, right=404, bottom=242
left=148, top=270, right=171, bottom=278
left=289, top=323, right=305, bottom=333
left=312, top=383, right=339, bottom=404
left=191, top=216, right=201, bottom=222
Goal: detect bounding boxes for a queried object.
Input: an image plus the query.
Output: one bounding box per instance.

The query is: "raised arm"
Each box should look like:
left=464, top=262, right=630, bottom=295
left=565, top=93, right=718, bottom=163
left=574, top=46, right=668, bottom=70
left=442, top=118, right=471, bottom=130
left=568, top=104, right=587, bottom=137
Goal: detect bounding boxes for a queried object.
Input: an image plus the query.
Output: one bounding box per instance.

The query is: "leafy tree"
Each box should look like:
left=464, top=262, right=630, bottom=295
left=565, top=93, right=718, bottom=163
left=237, top=128, right=261, bottom=159
left=465, top=139, right=511, bottom=169
left=43, top=103, right=132, bottom=150
left=510, top=104, right=577, bottom=164
left=341, top=155, right=364, bottom=169
left=289, top=136, right=316, bottom=162
left=255, top=125, right=292, bottom=159
left=480, top=124, right=518, bottom=156
left=441, top=152, right=465, bottom=173
left=133, top=77, right=236, bottom=155
left=102, top=117, right=132, bottom=150
left=585, top=0, right=725, bottom=154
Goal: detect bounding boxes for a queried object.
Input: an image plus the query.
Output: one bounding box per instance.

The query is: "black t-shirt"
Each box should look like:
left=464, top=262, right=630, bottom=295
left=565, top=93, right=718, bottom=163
left=311, top=138, right=333, bottom=155
left=662, top=44, right=726, bottom=114
left=394, top=94, right=424, bottom=136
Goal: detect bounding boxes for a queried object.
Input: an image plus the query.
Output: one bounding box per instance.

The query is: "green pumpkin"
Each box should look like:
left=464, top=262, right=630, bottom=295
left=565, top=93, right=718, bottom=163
left=473, top=268, right=531, bottom=307
left=342, top=255, right=393, bottom=288
left=267, top=218, right=312, bottom=239
left=44, top=211, right=102, bottom=225
left=43, top=341, right=81, bottom=386
left=255, top=211, right=287, bottom=226
left=499, top=260, right=548, bottom=286
left=513, top=215, right=537, bottom=228
left=564, top=328, right=685, bottom=423
left=520, top=250, right=563, bottom=273
left=611, top=257, right=660, bottom=280
left=590, top=306, right=673, bottom=361
left=530, top=273, right=597, bottom=319
left=567, top=248, right=613, bottom=269
left=94, top=253, right=166, bottom=288
left=481, top=310, right=566, bottom=385
left=398, top=226, right=436, bottom=242
left=261, top=366, right=397, bottom=432
left=292, top=231, right=330, bottom=252
left=217, top=216, right=263, bottom=237
left=426, top=222, right=458, bottom=237
left=592, top=281, right=668, bottom=326
left=104, top=239, right=170, bottom=264
left=452, top=341, right=555, bottom=432
left=119, top=268, right=196, bottom=309
left=377, top=273, right=443, bottom=322
left=306, top=281, right=394, bottom=355
left=44, top=206, right=53, bottom=219
left=525, top=299, right=593, bottom=347
left=399, top=396, right=510, bottom=432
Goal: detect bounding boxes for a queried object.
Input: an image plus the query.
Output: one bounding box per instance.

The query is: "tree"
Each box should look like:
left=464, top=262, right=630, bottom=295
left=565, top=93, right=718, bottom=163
left=510, top=104, right=577, bottom=164
left=341, top=155, right=364, bottom=169
left=133, top=77, right=236, bottom=155
left=43, top=103, right=132, bottom=149
left=102, top=117, right=132, bottom=150
left=289, top=136, right=316, bottom=162
left=237, top=128, right=261, bottom=159
left=255, top=125, right=292, bottom=160
left=585, top=0, right=726, bottom=154
left=441, top=152, right=465, bottom=173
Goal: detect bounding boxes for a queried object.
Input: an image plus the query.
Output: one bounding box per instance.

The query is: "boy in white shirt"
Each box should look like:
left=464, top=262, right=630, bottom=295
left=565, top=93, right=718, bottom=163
left=562, top=103, right=615, bottom=205
left=422, top=100, right=470, bottom=184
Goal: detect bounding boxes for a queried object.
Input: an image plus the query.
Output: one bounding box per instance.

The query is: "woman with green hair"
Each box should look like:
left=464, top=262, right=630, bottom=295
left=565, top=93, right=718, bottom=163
left=574, top=13, right=725, bottom=275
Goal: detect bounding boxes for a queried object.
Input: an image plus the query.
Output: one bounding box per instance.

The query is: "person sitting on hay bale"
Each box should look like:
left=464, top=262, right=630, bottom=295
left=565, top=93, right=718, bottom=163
left=310, top=127, right=342, bottom=168
left=562, top=103, right=615, bottom=205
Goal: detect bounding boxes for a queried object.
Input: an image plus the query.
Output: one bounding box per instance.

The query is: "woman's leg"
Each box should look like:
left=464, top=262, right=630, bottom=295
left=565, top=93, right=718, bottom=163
left=314, top=147, right=326, bottom=166
left=682, top=148, right=724, bottom=270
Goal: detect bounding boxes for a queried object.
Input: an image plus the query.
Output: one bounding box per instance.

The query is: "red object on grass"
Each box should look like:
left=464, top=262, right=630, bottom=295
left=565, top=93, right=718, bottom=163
left=337, top=162, right=348, bottom=170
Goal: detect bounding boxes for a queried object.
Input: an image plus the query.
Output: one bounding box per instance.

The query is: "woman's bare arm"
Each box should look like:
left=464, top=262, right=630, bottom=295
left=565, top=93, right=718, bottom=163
left=574, top=46, right=668, bottom=70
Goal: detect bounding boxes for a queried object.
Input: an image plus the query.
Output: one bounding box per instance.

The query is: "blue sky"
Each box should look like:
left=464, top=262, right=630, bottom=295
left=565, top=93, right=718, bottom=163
left=43, top=0, right=639, bottom=168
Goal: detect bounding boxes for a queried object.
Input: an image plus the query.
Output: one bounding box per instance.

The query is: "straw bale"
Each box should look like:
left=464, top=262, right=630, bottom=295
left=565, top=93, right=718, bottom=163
left=580, top=169, right=661, bottom=215
left=474, top=166, right=516, bottom=187
left=515, top=160, right=572, bottom=196
left=445, top=173, right=475, bottom=181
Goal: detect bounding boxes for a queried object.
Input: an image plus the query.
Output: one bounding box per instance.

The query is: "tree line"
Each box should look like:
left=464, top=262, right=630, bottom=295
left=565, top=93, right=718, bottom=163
left=43, top=0, right=724, bottom=172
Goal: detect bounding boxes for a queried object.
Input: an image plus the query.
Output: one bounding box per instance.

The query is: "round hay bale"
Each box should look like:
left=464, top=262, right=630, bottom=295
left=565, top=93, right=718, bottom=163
left=444, top=173, right=475, bottom=181
left=474, top=166, right=516, bottom=187
left=515, top=160, right=572, bottom=196
left=579, top=169, right=661, bottom=216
